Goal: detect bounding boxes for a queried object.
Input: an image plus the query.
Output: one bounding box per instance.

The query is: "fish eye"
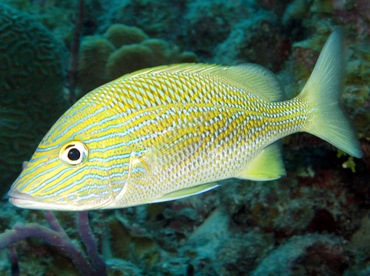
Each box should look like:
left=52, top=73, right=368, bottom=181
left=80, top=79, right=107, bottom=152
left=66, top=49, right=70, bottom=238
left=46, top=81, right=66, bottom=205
left=59, top=141, right=88, bottom=166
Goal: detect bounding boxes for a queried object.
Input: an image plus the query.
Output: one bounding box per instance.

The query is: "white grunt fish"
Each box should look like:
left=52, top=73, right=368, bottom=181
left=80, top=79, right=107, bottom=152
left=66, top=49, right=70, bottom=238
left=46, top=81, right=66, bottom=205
left=8, top=29, right=362, bottom=210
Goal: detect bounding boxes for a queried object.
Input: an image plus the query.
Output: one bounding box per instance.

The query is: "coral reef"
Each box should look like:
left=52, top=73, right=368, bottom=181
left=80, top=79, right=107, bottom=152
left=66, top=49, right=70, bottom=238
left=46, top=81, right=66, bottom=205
left=101, top=0, right=186, bottom=39
left=0, top=4, right=67, bottom=195
left=214, top=17, right=291, bottom=71
left=252, top=234, right=348, bottom=275
left=0, top=0, right=369, bottom=275
left=350, top=212, right=370, bottom=264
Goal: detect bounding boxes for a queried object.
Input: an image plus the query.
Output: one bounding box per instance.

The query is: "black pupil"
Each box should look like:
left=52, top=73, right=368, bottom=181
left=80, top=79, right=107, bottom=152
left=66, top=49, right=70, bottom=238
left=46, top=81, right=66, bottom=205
left=68, top=148, right=81, bottom=161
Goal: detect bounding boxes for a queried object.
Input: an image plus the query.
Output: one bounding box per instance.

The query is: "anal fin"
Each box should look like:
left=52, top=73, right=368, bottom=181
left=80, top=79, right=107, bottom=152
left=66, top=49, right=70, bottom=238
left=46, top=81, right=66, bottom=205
left=235, top=143, right=286, bottom=181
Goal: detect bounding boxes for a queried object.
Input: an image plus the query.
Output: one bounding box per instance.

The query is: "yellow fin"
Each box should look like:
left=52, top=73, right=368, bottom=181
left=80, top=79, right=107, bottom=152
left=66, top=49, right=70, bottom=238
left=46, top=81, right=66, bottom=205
left=212, top=63, right=286, bottom=101
left=119, top=63, right=286, bottom=101
left=123, top=151, right=154, bottom=194
left=152, top=182, right=219, bottom=203
left=298, top=28, right=363, bottom=158
left=235, top=143, right=286, bottom=181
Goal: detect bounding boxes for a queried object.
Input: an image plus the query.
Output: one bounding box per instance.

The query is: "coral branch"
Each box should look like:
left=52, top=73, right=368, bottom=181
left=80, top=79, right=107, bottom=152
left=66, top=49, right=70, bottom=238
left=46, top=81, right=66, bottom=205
left=43, top=210, right=66, bottom=235
left=77, top=211, right=107, bottom=275
left=0, top=222, right=94, bottom=275
left=0, top=211, right=107, bottom=275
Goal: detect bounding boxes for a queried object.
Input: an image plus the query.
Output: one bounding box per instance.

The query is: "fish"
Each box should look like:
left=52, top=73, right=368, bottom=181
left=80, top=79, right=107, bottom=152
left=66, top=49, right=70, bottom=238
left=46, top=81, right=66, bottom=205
left=8, top=29, right=363, bottom=211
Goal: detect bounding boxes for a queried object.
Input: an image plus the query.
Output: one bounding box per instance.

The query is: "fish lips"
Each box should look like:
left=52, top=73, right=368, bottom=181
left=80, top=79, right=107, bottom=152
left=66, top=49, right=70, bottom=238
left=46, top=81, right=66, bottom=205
left=8, top=190, right=83, bottom=211
left=8, top=190, right=54, bottom=210
left=8, top=189, right=115, bottom=211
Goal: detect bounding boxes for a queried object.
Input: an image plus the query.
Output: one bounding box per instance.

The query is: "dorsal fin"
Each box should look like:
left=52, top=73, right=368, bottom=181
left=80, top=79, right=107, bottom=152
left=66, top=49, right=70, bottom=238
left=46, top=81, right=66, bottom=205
left=117, top=63, right=286, bottom=101
left=219, top=64, right=286, bottom=101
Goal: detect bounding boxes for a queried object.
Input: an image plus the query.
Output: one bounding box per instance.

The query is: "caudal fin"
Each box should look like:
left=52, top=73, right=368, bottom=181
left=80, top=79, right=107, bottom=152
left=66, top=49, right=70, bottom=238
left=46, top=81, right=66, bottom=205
left=299, top=28, right=363, bottom=158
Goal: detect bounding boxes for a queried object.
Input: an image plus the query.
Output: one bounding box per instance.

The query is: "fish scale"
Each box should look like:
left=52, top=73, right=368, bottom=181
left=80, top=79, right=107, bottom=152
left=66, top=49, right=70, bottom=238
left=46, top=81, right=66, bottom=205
left=93, top=77, right=307, bottom=206
left=9, top=29, right=363, bottom=210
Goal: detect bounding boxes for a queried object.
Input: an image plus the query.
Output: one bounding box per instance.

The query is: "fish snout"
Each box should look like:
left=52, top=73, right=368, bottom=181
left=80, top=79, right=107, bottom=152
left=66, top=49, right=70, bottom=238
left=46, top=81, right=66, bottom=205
left=8, top=190, right=42, bottom=209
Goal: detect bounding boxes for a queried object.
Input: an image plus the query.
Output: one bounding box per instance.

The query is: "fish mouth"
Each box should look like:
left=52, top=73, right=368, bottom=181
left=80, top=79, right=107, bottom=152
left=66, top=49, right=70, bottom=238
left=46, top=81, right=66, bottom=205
left=8, top=190, right=113, bottom=211
left=8, top=190, right=69, bottom=211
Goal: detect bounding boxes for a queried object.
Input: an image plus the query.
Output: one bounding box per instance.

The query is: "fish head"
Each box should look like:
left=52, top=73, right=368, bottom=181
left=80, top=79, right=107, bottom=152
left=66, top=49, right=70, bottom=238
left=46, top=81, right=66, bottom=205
left=8, top=102, right=126, bottom=211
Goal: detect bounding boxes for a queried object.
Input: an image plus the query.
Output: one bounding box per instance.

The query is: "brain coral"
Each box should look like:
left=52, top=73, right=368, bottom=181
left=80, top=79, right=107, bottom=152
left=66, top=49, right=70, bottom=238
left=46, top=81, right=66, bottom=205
left=104, top=24, right=148, bottom=47
left=106, top=44, right=154, bottom=79
left=0, top=4, right=67, bottom=195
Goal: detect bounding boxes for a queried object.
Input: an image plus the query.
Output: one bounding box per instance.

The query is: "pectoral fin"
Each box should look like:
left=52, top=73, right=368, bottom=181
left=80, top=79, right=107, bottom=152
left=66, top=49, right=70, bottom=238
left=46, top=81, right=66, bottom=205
left=152, top=182, right=219, bottom=203
left=116, top=151, right=153, bottom=200
left=235, top=143, right=286, bottom=181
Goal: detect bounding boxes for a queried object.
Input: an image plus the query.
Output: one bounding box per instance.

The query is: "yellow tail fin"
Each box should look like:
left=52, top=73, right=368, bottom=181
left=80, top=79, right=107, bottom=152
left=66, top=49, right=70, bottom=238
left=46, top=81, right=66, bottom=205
left=299, top=28, right=363, bottom=158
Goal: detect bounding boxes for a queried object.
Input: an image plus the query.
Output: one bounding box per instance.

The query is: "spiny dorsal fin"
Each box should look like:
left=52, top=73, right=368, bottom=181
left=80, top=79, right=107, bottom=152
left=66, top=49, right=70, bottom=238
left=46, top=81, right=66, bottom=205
left=118, top=63, right=286, bottom=101
left=235, top=143, right=286, bottom=181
